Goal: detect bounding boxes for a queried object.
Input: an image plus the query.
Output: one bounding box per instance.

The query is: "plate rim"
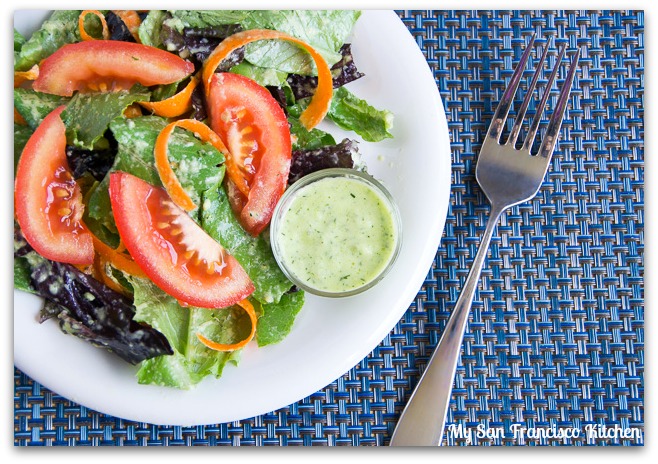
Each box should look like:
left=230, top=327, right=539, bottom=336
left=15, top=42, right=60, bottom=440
left=13, top=9, right=452, bottom=426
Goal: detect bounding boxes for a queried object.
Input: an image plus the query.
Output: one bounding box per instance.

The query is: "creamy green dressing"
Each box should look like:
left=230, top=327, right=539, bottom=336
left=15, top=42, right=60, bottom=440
left=275, top=176, right=397, bottom=294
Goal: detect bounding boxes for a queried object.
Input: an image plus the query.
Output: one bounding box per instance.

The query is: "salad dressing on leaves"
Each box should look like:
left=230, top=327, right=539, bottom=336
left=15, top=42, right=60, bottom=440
left=14, top=9, right=395, bottom=389
left=275, top=176, right=397, bottom=294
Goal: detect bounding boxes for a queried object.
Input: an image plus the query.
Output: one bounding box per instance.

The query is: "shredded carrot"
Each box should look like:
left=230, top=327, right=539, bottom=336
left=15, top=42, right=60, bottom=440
left=95, top=256, right=132, bottom=296
left=202, top=29, right=333, bottom=130
left=111, top=10, right=142, bottom=42
left=91, top=234, right=146, bottom=278
left=154, top=119, right=229, bottom=211
left=14, top=65, right=39, bottom=125
left=14, top=64, right=39, bottom=88
left=115, top=241, right=128, bottom=253
left=196, top=299, right=258, bottom=351
left=101, top=270, right=130, bottom=295
left=15, top=108, right=26, bottom=125
left=74, top=263, right=95, bottom=274
left=79, top=258, right=129, bottom=296
left=139, top=75, right=199, bottom=118
left=79, top=10, right=110, bottom=41
left=123, top=103, right=143, bottom=118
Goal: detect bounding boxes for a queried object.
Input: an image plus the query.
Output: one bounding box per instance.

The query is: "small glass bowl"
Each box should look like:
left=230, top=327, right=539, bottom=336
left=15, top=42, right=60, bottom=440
left=270, top=168, right=402, bottom=298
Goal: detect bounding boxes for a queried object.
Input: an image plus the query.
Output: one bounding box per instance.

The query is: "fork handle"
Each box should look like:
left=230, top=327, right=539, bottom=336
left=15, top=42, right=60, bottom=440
left=390, top=202, right=505, bottom=446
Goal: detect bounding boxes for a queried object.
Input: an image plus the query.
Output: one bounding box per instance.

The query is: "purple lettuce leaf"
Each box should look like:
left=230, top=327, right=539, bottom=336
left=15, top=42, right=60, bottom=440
left=288, top=138, right=360, bottom=184
left=15, top=228, right=173, bottom=365
left=287, top=44, right=364, bottom=100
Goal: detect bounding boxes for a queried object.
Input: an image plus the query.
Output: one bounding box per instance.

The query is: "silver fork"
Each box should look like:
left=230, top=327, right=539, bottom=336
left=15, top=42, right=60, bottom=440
left=390, top=35, right=580, bottom=446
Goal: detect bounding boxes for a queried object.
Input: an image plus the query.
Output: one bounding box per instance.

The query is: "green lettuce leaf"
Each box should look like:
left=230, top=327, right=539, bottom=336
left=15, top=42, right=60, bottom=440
left=164, top=10, right=360, bottom=75
left=82, top=181, right=121, bottom=248
left=327, top=87, right=394, bottom=142
left=241, top=10, right=360, bottom=75
left=14, top=223, right=36, bottom=294
left=288, top=116, right=336, bottom=151
left=130, top=277, right=245, bottom=388
left=14, top=125, right=34, bottom=294
left=14, top=257, right=34, bottom=294
left=14, top=28, right=25, bottom=58
left=151, top=82, right=180, bottom=102
left=88, top=116, right=226, bottom=230
left=14, top=124, right=32, bottom=172
left=138, top=10, right=168, bottom=48
left=168, top=10, right=250, bottom=30
left=288, top=87, right=393, bottom=143
left=61, top=85, right=151, bottom=149
left=201, top=186, right=293, bottom=304
left=14, top=10, right=82, bottom=71
left=14, top=88, right=69, bottom=130
left=257, top=291, right=305, bottom=346
left=229, top=61, right=289, bottom=88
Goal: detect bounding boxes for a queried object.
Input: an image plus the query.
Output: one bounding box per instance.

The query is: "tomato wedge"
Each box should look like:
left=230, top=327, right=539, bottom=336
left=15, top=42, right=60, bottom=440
left=207, top=72, right=292, bottom=236
left=109, top=172, right=254, bottom=309
left=33, top=41, right=195, bottom=96
left=14, top=106, right=94, bottom=265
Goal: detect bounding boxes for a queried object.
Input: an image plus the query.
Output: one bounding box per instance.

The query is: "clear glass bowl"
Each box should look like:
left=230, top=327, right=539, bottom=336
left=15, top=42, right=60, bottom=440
left=270, top=168, right=402, bottom=298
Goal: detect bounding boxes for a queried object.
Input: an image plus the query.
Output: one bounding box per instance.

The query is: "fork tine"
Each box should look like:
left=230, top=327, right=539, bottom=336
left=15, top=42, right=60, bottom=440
left=486, top=33, right=536, bottom=142
left=535, top=48, right=581, bottom=158
left=507, top=37, right=552, bottom=147
left=522, top=43, right=567, bottom=152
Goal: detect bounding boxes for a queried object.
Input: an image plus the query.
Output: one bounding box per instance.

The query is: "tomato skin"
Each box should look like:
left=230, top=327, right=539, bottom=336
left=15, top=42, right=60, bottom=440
left=207, top=72, right=292, bottom=236
left=14, top=106, right=94, bottom=265
left=33, top=41, right=195, bottom=96
left=109, top=172, right=254, bottom=309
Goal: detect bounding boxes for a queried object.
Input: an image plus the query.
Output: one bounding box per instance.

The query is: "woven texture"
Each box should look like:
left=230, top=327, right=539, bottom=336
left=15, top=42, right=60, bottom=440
left=14, top=10, right=644, bottom=446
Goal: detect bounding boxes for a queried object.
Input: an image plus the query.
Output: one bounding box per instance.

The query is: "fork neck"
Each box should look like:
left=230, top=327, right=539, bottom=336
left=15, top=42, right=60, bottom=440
left=450, top=200, right=505, bottom=319
left=486, top=202, right=506, bottom=229
left=471, top=201, right=506, bottom=271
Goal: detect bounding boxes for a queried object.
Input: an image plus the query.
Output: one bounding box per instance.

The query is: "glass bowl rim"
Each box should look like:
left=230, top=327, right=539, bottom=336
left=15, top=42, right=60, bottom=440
left=269, top=168, right=403, bottom=298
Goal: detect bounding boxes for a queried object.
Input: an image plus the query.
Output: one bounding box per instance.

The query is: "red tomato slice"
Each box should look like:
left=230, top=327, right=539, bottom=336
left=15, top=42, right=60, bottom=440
left=109, top=172, right=254, bottom=309
left=14, top=106, right=94, bottom=265
left=33, top=41, right=195, bottom=96
left=207, top=72, right=292, bottom=236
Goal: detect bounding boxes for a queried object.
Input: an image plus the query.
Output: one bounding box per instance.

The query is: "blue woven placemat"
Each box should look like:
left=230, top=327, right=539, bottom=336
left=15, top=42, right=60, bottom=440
left=14, top=10, right=644, bottom=446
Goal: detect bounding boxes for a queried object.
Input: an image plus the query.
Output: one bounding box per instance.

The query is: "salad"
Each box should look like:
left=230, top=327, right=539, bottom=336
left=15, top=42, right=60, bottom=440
left=13, top=10, right=393, bottom=389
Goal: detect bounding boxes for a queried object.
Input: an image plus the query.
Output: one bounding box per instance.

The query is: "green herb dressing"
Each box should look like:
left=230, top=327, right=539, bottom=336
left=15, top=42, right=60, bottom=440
left=275, top=176, right=397, bottom=293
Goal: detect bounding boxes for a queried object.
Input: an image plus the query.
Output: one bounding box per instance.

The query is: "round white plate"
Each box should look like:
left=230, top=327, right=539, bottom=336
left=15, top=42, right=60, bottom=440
left=14, top=9, right=451, bottom=426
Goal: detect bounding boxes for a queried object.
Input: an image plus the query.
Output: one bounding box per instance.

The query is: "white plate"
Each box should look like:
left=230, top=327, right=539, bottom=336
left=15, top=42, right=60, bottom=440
left=14, top=10, right=451, bottom=426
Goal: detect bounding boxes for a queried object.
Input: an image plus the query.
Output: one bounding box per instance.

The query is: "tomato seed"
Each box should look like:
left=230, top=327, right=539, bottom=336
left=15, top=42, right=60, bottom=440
left=58, top=207, right=72, bottom=217
left=54, top=187, right=70, bottom=198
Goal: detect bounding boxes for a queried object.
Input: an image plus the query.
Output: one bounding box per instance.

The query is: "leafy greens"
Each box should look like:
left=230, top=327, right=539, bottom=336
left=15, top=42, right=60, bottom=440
left=14, top=8, right=393, bottom=389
